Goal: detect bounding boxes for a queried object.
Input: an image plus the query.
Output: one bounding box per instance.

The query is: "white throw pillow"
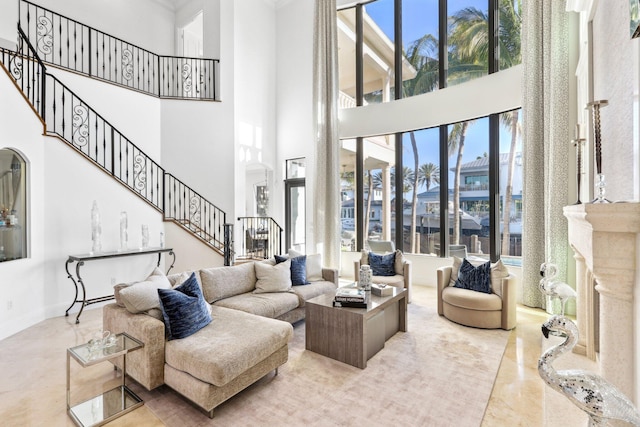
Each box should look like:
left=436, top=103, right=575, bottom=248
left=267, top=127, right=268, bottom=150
left=490, top=259, right=510, bottom=298
left=306, top=253, right=323, bottom=282
left=288, top=249, right=324, bottom=282
left=394, top=250, right=404, bottom=275
left=254, top=259, right=292, bottom=293
left=118, top=267, right=171, bottom=314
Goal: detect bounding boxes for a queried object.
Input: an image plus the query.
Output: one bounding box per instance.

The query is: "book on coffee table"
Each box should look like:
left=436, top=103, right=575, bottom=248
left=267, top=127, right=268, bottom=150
left=334, top=287, right=366, bottom=303
left=332, top=300, right=368, bottom=308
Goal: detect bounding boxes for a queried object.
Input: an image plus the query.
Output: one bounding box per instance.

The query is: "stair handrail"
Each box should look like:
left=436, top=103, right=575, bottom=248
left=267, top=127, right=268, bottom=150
left=19, top=0, right=219, bottom=100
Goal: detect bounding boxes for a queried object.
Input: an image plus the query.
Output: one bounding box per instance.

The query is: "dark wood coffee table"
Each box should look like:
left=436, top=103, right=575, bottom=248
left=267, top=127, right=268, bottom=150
left=305, top=286, right=407, bottom=369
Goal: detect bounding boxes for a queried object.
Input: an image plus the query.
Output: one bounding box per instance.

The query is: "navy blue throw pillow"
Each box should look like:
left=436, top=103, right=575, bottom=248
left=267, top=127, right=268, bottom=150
left=454, top=259, right=492, bottom=294
left=158, top=272, right=212, bottom=340
left=368, top=252, right=396, bottom=276
left=275, top=254, right=309, bottom=285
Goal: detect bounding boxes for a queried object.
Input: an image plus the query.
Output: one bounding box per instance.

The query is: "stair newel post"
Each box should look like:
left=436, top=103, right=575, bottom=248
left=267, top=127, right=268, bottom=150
left=224, top=223, right=234, bottom=266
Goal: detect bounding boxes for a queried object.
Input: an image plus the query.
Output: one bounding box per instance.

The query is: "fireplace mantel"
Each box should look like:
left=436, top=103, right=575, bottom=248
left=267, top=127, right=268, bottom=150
left=564, top=202, right=640, bottom=400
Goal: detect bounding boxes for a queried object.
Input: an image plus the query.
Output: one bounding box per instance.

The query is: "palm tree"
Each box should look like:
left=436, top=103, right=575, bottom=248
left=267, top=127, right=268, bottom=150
left=448, top=121, right=471, bottom=245
left=500, top=110, right=521, bottom=255
left=418, top=162, right=440, bottom=192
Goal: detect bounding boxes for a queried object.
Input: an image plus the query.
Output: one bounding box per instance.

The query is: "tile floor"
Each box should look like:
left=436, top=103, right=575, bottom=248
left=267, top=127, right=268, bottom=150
left=0, top=285, right=598, bottom=426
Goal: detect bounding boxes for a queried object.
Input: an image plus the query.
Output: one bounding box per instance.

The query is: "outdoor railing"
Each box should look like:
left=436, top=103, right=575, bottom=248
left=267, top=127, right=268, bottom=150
left=19, top=0, right=219, bottom=100
left=0, top=25, right=229, bottom=260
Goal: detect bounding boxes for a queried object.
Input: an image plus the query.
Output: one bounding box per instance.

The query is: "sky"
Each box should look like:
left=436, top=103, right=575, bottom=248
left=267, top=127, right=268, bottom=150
left=360, top=0, right=521, bottom=193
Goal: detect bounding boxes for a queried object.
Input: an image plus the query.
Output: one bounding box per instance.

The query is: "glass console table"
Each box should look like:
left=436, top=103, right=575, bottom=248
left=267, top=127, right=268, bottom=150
left=67, top=333, right=144, bottom=427
left=64, top=247, right=175, bottom=323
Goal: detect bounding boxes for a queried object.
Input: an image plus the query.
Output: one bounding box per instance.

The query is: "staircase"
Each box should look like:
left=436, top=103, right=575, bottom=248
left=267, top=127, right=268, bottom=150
left=0, top=13, right=232, bottom=262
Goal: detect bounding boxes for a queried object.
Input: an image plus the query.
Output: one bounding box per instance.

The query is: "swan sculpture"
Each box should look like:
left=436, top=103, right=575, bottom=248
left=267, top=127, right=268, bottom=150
left=539, top=315, right=640, bottom=426
left=539, top=262, right=577, bottom=315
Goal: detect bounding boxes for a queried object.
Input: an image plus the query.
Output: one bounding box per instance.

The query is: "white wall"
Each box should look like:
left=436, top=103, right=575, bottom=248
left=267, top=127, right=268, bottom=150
left=275, top=0, right=314, bottom=249
left=0, top=70, right=46, bottom=340
left=592, top=0, right=635, bottom=203
left=8, top=0, right=176, bottom=55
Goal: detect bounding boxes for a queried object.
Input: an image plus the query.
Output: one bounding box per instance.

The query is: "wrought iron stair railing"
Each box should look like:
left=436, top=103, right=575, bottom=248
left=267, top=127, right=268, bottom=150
left=237, top=217, right=283, bottom=260
left=19, top=0, right=219, bottom=100
left=0, top=25, right=229, bottom=258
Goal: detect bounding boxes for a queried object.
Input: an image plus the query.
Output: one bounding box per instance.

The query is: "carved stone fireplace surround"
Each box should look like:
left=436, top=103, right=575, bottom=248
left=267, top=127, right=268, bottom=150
left=564, top=202, right=640, bottom=401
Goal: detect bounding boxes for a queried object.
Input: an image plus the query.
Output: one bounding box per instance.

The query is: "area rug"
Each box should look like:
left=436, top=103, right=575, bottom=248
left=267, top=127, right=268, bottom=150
left=132, top=288, right=510, bottom=427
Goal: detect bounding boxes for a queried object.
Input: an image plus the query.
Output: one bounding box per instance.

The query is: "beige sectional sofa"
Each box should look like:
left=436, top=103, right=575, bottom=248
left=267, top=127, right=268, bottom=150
left=103, top=259, right=339, bottom=417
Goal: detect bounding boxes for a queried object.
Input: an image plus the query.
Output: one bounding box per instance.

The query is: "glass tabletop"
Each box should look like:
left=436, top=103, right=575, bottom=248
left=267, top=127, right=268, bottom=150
left=68, top=333, right=143, bottom=367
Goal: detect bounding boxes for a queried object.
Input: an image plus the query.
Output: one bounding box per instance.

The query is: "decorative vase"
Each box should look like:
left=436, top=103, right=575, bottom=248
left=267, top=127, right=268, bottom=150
left=90, top=201, right=102, bottom=254
left=119, top=211, right=128, bottom=251
left=141, top=224, right=149, bottom=250
left=359, top=264, right=371, bottom=291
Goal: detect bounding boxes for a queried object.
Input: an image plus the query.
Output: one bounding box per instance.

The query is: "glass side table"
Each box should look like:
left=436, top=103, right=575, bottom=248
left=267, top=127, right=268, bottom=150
left=67, top=333, right=144, bottom=427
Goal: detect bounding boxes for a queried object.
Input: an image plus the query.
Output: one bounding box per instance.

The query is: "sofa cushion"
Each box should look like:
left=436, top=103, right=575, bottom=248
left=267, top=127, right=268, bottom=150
left=490, top=259, right=510, bottom=298
left=289, top=280, right=337, bottom=307
left=158, top=273, right=212, bottom=340
left=449, top=256, right=509, bottom=297
left=372, top=275, right=405, bottom=288
left=213, top=292, right=300, bottom=318
left=369, top=252, right=396, bottom=276
left=441, top=286, right=502, bottom=311
left=118, top=267, right=171, bottom=314
left=454, top=259, right=491, bottom=294
left=164, top=305, right=293, bottom=387
left=394, top=250, right=405, bottom=275
left=288, top=249, right=324, bottom=282
left=254, top=260, right=292, bottom=293
left=167, top=271, right=202, bottom=288
left=361, top=249, right=405, bottom=276
left=275, top=254, right=309, bottom=285
left=200, top=262, right=256, bottom=303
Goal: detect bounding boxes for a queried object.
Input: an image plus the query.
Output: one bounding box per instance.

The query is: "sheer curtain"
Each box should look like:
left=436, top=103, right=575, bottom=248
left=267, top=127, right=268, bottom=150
left=311, top=0, right=340, bottom=268
left=521, top=0, right=570, bottom=309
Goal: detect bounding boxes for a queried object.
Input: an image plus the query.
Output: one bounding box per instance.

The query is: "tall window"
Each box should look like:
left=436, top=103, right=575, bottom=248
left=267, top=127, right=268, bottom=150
left=447, top=117, right=489, bottom=257
left=402, top=127, right=439, bottom=254
left=337, top=0, right=522, bottom=105
left=498, top=109, right=522, bottom=257
left=447, top=0, right=489, bottom=86
left=364, top=135, right=396, bottom=247
left=338, top=0, right=522, bottom=261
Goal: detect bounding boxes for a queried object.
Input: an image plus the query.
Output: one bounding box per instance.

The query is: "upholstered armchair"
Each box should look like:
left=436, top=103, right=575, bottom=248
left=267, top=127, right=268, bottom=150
left=437, top=259, right=516, bottom=330
left=354, top=249, right=412, bottom=303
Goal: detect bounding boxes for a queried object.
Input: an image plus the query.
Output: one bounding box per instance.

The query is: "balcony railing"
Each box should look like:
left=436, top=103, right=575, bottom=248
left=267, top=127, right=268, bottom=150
left=19, top=0, right=219, bottom=100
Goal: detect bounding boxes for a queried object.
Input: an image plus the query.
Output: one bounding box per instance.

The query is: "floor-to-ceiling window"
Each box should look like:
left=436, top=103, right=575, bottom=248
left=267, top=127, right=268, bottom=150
left=337, top=0, right=521, bottom=261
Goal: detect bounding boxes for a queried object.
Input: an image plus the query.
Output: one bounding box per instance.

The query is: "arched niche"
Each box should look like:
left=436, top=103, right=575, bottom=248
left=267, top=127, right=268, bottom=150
left=0, top=148, right=26, bottom=262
